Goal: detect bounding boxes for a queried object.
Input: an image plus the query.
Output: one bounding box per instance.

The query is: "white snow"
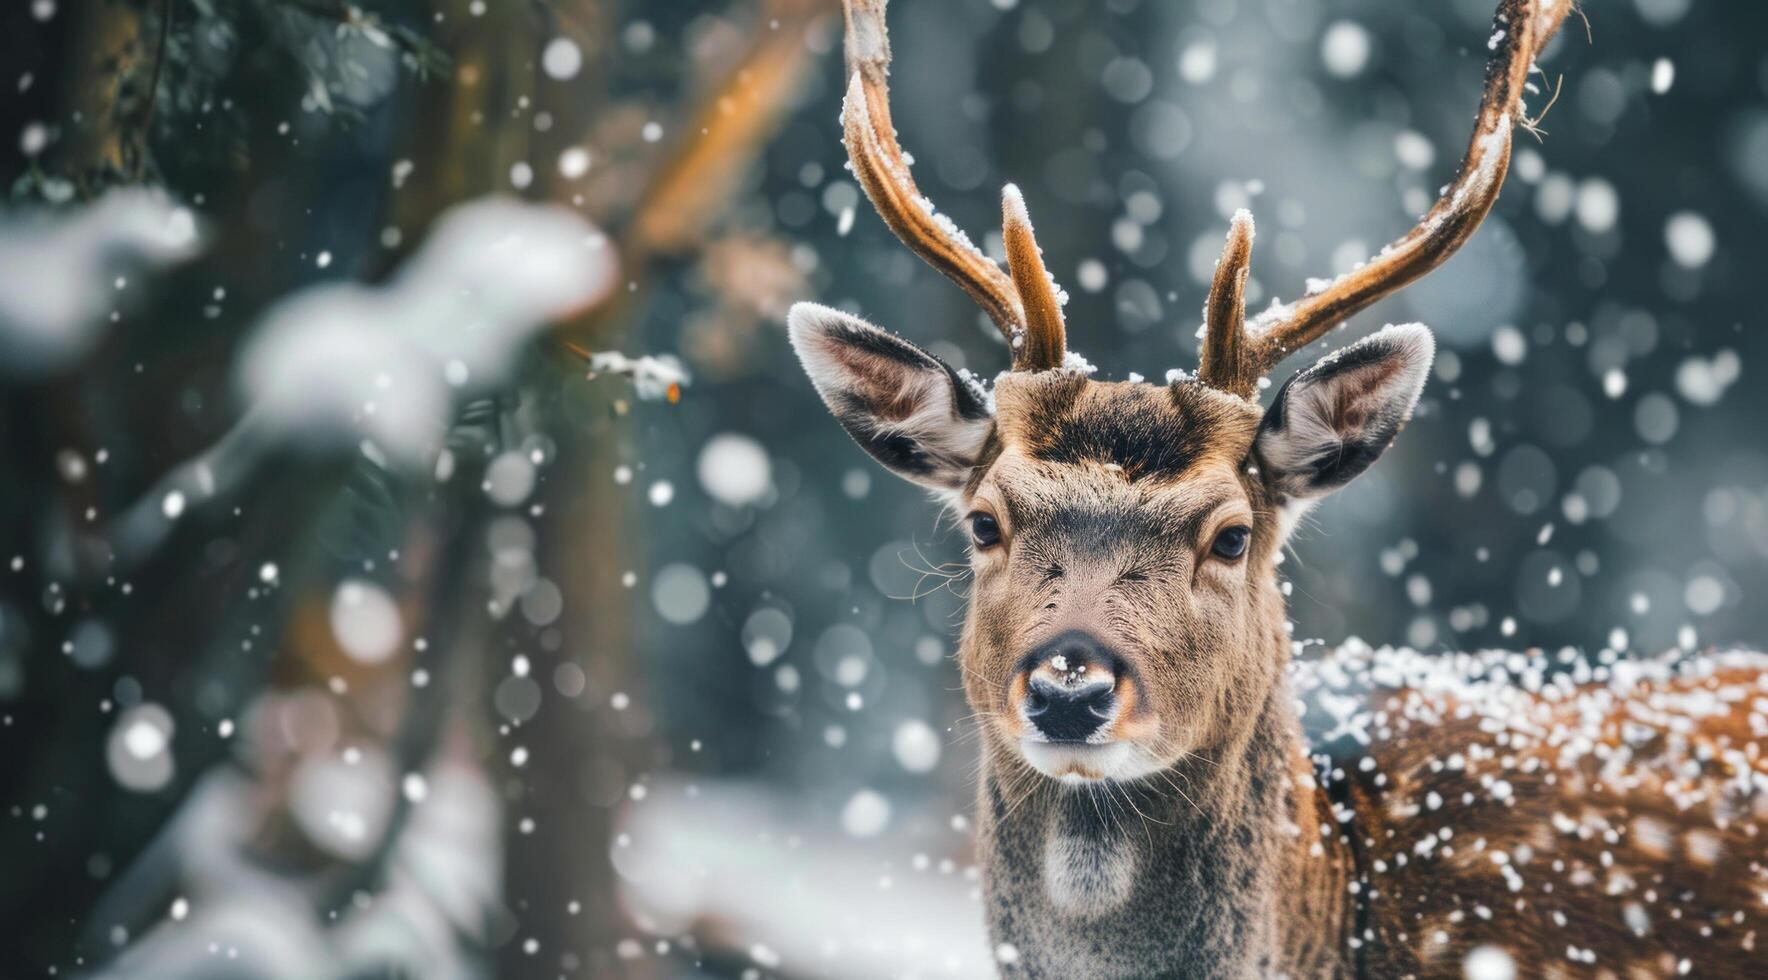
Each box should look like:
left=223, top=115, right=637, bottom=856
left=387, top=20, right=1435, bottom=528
left=891, top=719, right=942, bottom=773
left=1077, top=258, right=1108, bottom=292
left=652, top=563, right=711, bottom=625
left=558, top=145, right=592, bottom=179
left=1320, top=21, right=1372, bottom=78
left=1650, top=57, right=1676, bottom=94
left=615, top=780, right=991, bottom=979
left=840, top=788, right=891, bottom=838
left=240, top=197, right=617, bottom=467
left=289, top=746, right=395, bottom=861
left=1574, top=177, right=1619, bottom=233
left=696, top=433, right=772, bottom=507
left=1394, top=130, right=1435, bottom=171
left=108, top=703, right=176, bottom=792
left=542, top=37, right=582, bottom=80
left=1463, top=946, right=1516, bottom=980
left=1663, top=211, right=1714, bottom=268
left=742, top=606, right=793, bottom=667
left=0, top=189, right=201, bottom=378
left=1491, top=325, right=1527, bottom=365
left=124, top=718, right=169, bottom=760
left=583, top=350, right=690, bottom=401
left=1672, top=349, right=1739, bottom=406
left=1059, top=348, right=1099, bottom=376
left=329, top=579, right=403, bottom=664
left=1178, top=40, right=1217, bottom=84
left=484, top=450, right=538, bottom=506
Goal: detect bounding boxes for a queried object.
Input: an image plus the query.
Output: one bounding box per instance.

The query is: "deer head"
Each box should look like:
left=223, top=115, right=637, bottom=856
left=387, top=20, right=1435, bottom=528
left=791, top=0, right=1564, bottom=787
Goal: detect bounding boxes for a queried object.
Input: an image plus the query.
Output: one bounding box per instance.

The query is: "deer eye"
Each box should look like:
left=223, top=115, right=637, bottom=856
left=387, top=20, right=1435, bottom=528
left=968, top=512, right=1002, bottom=549
left=1211, top=525, right=1251, bottom=560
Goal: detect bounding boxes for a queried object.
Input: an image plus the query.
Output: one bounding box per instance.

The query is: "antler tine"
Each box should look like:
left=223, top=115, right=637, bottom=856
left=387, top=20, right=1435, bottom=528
left=1199, top=209, right=1255, bottom=396
left=842, top=0, right=1040, bottom=366
left=1001, top=184, right=1067, bottom=370
left=1244, top=0, right=1575, bottom=378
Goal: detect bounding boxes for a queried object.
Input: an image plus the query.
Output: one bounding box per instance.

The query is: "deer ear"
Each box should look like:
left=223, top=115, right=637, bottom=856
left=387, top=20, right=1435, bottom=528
left=1254, top=324, right=1434, bottom=500
left=788, top=303, right=994, bottom=492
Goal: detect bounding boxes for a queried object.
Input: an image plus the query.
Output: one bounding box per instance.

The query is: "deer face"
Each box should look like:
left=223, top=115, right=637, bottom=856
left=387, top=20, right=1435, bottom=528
left=789, top=304, right=1434, bottom=784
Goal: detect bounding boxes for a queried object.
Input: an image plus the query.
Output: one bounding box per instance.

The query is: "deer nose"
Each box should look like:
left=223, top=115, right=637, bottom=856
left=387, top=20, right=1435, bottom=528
left=1020, top=632, right=1121, bottom=742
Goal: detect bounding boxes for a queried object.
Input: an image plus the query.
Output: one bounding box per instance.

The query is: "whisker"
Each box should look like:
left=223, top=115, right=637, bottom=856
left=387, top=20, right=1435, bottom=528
left=1153, top=768, right=1205, bottom=820
left=1110, top=779, right=1162, bottom=849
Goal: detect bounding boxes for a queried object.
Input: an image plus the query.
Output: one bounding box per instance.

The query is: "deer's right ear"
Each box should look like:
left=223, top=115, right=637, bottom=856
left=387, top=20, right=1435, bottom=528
left=788, top=302, right=993, bottom=492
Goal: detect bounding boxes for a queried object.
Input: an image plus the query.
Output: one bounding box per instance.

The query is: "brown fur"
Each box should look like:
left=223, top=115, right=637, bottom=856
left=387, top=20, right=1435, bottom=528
left=949, top=376, right=1766, bottom=978
left=964, top=376, right=1277, bottom=774
left=802, top=1, right=1707, bottom=971
left=789, top=302, right=1763, bottom=976
left=1336, top=662, right=1768, bottom=978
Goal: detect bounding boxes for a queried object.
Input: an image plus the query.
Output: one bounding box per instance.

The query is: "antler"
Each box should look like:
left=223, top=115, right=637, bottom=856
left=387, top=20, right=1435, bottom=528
left=1200, top=210, right=1254, bottom=396
left=842, top=0, right=1067, bottom=370
left=1198, top=0, right=1576, bottom=395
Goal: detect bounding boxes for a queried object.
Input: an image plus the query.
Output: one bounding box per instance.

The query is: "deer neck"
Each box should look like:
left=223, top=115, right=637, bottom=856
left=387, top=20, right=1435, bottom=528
left=975, top=672, right=1355, bottom=978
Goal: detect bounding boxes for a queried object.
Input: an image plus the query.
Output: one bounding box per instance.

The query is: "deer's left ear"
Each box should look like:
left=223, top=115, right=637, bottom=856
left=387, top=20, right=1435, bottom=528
left=1254, top=323, right=1434, bottom=500
left=787, top=302, right=993, bottom=492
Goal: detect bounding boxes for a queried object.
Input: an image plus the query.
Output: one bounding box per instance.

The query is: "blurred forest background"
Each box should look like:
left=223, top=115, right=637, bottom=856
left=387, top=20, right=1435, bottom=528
left=2, top=0, right=1765, bottom=977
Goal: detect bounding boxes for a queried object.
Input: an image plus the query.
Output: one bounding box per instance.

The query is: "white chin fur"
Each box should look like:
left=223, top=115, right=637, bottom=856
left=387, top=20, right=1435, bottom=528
left=1020, top=741, right=1163, bottom=783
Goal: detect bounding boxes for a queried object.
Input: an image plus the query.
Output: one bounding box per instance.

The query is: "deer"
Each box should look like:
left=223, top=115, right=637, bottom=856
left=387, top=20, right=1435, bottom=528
left=784, top=0, right=1768, bottom=977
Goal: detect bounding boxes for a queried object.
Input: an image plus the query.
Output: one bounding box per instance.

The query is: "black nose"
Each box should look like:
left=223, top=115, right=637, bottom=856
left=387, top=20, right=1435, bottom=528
left=1020, top=631, right=1121, bottom=742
